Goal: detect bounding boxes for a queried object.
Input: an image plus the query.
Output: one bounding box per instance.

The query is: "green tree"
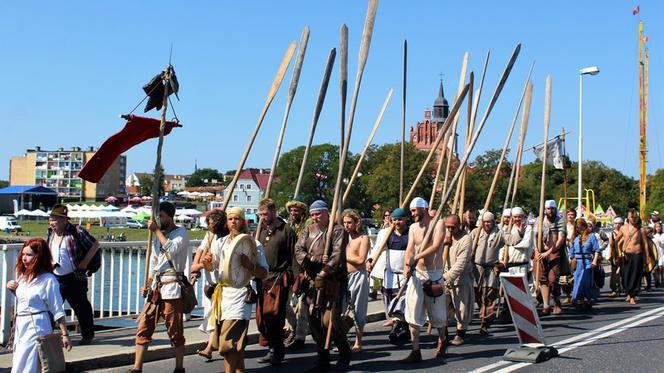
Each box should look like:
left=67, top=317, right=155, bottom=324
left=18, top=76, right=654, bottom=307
left=646, top=169, right=664, bottom=215
left=0, top=180, right=8, bottom=189
left=186, top=168, right=222, bottom=187
left=138, top=173, right=154, bottom=196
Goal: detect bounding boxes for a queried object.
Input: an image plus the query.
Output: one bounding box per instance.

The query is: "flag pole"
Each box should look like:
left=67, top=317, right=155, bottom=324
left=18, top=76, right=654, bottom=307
left=144, top=66, right=171, bottom=290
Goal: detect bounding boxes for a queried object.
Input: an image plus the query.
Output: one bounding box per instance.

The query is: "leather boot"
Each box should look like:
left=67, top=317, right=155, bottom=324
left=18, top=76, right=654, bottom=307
left=450, top=329, right=465, bottom=346
left=399, top=349, right=422, bottom=364
left=304, top=348, right=331, bottom=372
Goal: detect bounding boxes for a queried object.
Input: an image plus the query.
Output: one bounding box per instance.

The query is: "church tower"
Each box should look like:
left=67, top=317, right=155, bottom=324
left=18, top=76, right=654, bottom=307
left=409, top=80, right=456, bottom=157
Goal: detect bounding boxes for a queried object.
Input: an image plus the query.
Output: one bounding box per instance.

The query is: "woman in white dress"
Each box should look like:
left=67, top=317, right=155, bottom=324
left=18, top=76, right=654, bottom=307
left=190, top=210, right=229, bottom=360
left=653, top=222, right=664, bottom=287
left=7, top=238, right=71, bottom=373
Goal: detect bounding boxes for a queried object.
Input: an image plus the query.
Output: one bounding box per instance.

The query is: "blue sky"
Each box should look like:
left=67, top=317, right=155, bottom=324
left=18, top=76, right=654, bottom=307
left=1, top=1, right=661, bottom=182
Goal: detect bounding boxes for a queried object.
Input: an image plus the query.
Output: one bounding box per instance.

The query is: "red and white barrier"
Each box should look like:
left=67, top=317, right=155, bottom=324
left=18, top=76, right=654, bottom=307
left=500, top=273, right=545, bottom=345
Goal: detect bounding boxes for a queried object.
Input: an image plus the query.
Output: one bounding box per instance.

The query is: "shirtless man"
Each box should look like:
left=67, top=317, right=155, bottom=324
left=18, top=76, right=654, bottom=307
left=607, top=217, right=624, bottom=297
left=342, top=209, right=370, bottom=352
left=620, top=209, right=652, bottom=304
left=401, top=197, right=447, bottom=363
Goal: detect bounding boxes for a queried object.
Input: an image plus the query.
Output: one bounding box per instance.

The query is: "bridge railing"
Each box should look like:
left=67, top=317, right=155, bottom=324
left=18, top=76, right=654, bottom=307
left=0, top=240, right=203, bottom=345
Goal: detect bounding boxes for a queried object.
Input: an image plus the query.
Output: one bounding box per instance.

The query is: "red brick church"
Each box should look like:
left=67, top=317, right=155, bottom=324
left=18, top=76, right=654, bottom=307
left=409, top=80, right=457, bottom=158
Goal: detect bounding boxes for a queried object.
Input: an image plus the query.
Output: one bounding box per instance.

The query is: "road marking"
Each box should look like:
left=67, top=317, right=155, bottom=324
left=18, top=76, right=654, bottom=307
left=471, top=305, right=664, bottom=373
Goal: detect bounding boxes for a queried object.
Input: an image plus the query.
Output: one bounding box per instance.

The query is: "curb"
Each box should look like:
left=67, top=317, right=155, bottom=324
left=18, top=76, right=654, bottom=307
left=69, top=310, right=387, bottom=371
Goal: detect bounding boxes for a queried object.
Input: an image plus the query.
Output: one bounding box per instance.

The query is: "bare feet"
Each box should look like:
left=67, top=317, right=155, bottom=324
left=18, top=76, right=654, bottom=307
left=383, top=320, right=394, bottom=327
left=629, top=297, right=637, bottom=305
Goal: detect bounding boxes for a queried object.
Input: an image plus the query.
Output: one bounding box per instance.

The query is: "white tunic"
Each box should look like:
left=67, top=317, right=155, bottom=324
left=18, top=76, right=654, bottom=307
left=215, top=235, right=268, bottom=320
left=12, top=273, right=66, bottom=373
left=368, top=228, right=388, bottom=280
left=196, top=231, right=223, bottom=332
left=149, top=226, right=190, bottom=300
left=499, top=224, right=534, bottom=275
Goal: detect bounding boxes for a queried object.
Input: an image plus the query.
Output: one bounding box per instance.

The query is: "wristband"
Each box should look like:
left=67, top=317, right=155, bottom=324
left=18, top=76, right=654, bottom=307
left=367, top=258, right=373, bottom=264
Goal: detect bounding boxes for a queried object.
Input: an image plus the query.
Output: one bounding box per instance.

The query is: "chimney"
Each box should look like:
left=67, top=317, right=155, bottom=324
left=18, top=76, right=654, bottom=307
left=35, top=146, right=41, bottom=151
left=88, top=146, right=94, bottom=151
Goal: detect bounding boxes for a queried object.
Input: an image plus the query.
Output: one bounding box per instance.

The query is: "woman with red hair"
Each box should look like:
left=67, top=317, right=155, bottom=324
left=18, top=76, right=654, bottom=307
left=7, top=238, right=71, bottom=373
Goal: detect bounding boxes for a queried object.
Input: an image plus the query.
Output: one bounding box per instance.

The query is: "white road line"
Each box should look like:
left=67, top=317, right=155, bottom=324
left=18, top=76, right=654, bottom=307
left=470, top=305, right=664, bottom=373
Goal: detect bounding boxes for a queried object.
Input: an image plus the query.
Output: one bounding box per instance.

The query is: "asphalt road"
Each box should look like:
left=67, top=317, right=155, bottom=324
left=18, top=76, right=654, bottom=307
left=89, top=286, right=664, bottom=373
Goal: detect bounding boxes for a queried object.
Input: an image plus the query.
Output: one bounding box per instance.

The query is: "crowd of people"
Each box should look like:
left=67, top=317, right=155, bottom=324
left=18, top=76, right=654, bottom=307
left=6, top=198, right=663, bottom=373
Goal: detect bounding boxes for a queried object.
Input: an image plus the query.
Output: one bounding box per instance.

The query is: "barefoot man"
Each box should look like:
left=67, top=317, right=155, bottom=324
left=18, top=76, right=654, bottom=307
left=400, top=197, right=448, bottom=363
left=620, top=209, right=652, bottom=304
left=342, top=209, right=370, bottom=352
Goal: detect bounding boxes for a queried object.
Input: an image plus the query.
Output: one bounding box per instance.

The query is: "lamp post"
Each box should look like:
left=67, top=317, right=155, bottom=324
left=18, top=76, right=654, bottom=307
left=578, top=66, right=600, bottom=218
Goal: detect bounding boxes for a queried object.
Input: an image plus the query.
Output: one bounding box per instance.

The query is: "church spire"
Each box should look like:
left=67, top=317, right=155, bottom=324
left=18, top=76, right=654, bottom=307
left=433, top=77, right=449, bottom=120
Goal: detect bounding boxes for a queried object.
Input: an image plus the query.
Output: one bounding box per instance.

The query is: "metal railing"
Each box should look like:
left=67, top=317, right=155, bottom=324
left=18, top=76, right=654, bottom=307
left=0, top=240, right=202, bottom=345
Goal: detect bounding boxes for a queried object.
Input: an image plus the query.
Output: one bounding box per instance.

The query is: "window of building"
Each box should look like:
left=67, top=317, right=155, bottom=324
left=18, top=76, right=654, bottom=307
left=233, top=195, right=238, bottom=202
left=246, top=208, right=251, bottom=215
left=253, top=209, right=258, bottom=214
left=246, top=184, right=251, bottom=190
left=247, top=195, right=252, bottom=202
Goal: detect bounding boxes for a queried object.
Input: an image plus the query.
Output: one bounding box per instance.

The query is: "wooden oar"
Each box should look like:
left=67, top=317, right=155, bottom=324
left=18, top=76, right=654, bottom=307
left=293, top=48, right=336, bottom=198
left=342, top=88, right=393, bottom=204
left=534, top=76, right=552, bottom=291
left=221, top=41, right=296, bottom=210
left=400, top=40, right=407, bottom=203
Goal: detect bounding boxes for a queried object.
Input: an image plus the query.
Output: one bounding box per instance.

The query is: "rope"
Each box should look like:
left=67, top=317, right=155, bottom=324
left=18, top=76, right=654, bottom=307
left=169, top=96, right=180, bottom=123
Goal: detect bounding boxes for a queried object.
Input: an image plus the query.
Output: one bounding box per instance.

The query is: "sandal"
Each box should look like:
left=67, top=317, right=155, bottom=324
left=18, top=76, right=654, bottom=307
left=197, top=349, right=212, bottom=360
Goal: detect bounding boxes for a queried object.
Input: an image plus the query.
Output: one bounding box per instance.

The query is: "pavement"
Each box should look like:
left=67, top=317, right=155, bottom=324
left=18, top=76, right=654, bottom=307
left=0, top=295, right=388, bottom=373
left=83, top=285, right=664, bottom=373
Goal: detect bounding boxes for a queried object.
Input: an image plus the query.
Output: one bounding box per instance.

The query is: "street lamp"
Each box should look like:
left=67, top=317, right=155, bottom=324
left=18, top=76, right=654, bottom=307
left=578, top=66, right=600, bottom=217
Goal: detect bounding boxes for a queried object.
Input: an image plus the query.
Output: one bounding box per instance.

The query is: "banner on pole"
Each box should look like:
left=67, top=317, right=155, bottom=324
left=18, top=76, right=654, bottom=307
left=533, top=137, right=564, bottom=170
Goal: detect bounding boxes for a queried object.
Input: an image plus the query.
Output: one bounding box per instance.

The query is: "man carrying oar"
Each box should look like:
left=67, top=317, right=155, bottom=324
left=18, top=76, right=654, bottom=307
left=294, top=200, right=351, bottom=371
left=401, top=197, right=448, bottom=363
left=473, top=211, right=506, bottom=336
left=284, top=197, right=310, bottom=350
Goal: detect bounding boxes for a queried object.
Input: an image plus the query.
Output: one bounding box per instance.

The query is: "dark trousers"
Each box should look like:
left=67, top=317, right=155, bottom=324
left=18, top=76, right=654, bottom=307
left=56, top=272, right=95, bottom=339
left=610, top=263, right=622, bottom=293
left=477, top=287, right=499, bottom=328
left=308, top=294, right=351, bottom=364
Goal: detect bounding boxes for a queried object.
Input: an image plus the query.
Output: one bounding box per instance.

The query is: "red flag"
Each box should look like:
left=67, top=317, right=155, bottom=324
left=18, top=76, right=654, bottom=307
left=632, top=5, right=640, bottom=15
left=643, top=36, right=649, bottom=42
left=78, top=115, right=181, bottom=183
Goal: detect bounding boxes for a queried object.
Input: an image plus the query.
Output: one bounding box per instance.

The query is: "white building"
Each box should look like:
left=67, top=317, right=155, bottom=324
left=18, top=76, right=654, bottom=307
left=222, top=168, right=269, bottom=219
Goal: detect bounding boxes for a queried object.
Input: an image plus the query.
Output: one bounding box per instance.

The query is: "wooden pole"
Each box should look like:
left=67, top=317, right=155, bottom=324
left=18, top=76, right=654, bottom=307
left=342, top=88, right=393, bottom=204
left=430, top=52, right=468, bottom=207
left=450, top=72, right=473, bottom=214
left=256, top=29, right=309, bottom=238
left=400, top=40, right=407, bottom=203
left=293, top=48, right=336, bottom=199
left=144, top=66, right=171, bottom=288
left=535, top=76, right=552, bottom=288
left=499, top=61, right=535, bottom=220
left=472, top=81, right=532, bottom=254
left=324, top=0, right=378, bottom=350
left=221, top=41, right=296, bottom=210
left=340, top=25, right=348, bottom=168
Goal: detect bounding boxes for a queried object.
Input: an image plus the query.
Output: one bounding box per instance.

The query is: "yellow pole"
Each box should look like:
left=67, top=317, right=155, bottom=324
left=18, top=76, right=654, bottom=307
left=639, top=21, right=646, bottom=218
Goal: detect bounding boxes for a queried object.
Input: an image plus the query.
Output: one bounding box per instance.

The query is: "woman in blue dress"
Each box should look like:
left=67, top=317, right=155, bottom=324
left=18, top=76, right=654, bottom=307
left=569, top=218, right=602, bottom=310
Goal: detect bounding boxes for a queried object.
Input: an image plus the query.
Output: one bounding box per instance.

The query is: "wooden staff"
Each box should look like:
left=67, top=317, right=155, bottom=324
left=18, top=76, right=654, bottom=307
left=389, top=44, right=522, bottom=315
left=502, top=81, right=533, bottom=262
left=500, top=61, right=535, bottom=225
left=400, top=40, right=407, bottom=203
left=324, top=0, right=378, bottom=350
left=144, top=66, right=171, bottom=289
left=430, top=52, right=468, bottom=207
left=339, top=25, right=348, bottom=169
left=293, top=48, right=336, bottom=198
left=342, top=88, right=393, bottom=204
left=221, top=41, right=296, bottom=210
left=448, top=72, right=473, bottom=215
left=535, top=76, right=552, bottom=288
left=369, top=82, right=470, bottom=265
left=472, top=78, right=532, bottom=256
left=257, top=28, right=309, bottom=238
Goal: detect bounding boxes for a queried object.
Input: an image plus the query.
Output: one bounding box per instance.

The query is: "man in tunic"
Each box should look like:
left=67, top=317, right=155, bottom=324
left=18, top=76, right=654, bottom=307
left=401, top=197, right=448, bottom=363
left=500, top=209, right=511, bottom=233
left=294, top=200, right=352, bottom=371
left=284, top=197, right=310, bottom=350
left=473, top=212, right=505, bottom=336
left=535, top=200, right=566, bottom=316
left=561, top=207, right=577, bottom=305
left=255, top=198, right=297, bottom=365
left=607, top=217, right=624, bottom=297
left=342, top=209, right=370, bottom=352
left=500, top=207, right=534, bottom=279
left=367, top=208, right=410, bottom=343
left=462, top=209, right=477, bottom=235
left=47, top=204, right=99, bottom=345
left=131, top=202, right=190, bottom=373
left=444, top=214, right=474, bottom=346
left=620, top=209, right=652, bottom=304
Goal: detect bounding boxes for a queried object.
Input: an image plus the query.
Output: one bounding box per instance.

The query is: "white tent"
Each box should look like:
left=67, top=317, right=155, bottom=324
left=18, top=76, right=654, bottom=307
left=31, top=209, right=49, bottom=217
left=175, top=215, right=193, bottom=222
left=15, top=209, right=33, bottom=217
left=199, top=192, right=214, bottom=197
left=175, top=208, right=203, bottom=216
left=177, top=191, right=190, bottom=196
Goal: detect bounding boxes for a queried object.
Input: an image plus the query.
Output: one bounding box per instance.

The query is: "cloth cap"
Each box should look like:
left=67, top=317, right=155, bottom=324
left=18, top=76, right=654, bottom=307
left=652, top=210, right=660, bottom=216
left=481, top=211, right=495, bottom=222
left=286, top=196, right=308, bottom=211
left=511, top=207, right=525, bottom=216
left=309, top=200, right=328, bottom=213
left=613, top=217, right=624, bottom=224
left=50, top=204, right=69, bottom=219
left=409, top=197, right=429, bottom=209
left=502, top=208, right=511, bottom=217
left=227, top=206, right=245, bottom=220
left=391, top=208, right=408, bottom=219
left=544, top=200, right=557, bottom=209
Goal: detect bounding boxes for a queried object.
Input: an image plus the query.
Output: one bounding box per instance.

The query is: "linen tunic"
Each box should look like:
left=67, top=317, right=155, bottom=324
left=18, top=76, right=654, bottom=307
left=12, top=273, right=66, bottom=373
left=149, top=225, right=190, bottom=299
